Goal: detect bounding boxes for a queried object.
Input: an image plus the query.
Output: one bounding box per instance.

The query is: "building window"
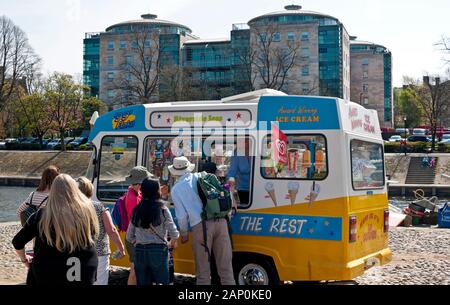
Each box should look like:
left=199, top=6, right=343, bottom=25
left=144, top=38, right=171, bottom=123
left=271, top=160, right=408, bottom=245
left=107, top=72, right=114, bottom=82
left=272, top=32, right=281, bottom=42
left=301, top=47, right=310, bottom=58
left=131, top=41, right=138, bottom=49
left=363, top=71, right=369, bottom=79
left=363, top=84, right=369, bottom=93
left=287, top=32, right=295, bottom=41
left=363, top=97, right=369, bottom=105
left=125, top=55, right=133, bottom=65
left=107, top=41, right=114, bottom=50
left=144, top=40, right=151, bottom=48
left=302, top=65, right=309, bottom=76
left=107, top=89, right=114, bottom=98
left=302, top=82, right=310, bottom=94
left=301, top=32, right=309, bottom=41
left=120, top=41, right=126, bottom=49
left=107, top=56, right=114, bottom=65
left=362, top=58, right=369, bottom=65
left=259, top=33, right=267, bottom=43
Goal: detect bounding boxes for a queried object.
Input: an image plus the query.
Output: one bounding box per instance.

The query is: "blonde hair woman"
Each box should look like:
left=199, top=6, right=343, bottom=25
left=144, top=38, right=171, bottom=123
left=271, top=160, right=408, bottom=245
left=77, top=177, right=125, bottom=285
left=12, top=174, right=100, bottom=285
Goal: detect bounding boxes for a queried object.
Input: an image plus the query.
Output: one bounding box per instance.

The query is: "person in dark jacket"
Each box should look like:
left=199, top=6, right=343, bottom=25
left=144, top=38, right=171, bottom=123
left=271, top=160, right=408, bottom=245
left=12, top=174, right=99, bottom=285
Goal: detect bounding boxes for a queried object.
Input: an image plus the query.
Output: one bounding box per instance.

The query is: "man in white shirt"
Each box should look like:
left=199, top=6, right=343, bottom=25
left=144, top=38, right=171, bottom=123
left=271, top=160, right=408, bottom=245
left=170, top=156, right=235, bottom=285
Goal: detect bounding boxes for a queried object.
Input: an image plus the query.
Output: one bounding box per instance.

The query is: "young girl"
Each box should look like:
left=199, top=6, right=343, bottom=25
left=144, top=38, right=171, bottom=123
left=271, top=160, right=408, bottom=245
left=126, top=178, right=179, bottom=285
left=17, top=166, right=60, bottom=225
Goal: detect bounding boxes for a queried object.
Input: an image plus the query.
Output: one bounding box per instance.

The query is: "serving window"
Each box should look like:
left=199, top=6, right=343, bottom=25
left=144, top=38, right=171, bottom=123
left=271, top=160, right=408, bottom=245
left=143, top=136, right=254, bottom=208
left=261, top=134, right=328, bottom=180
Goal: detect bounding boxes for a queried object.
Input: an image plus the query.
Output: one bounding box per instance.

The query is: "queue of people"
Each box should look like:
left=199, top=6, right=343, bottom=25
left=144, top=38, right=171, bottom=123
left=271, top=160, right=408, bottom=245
left=12, top=156, right=240, bottom=286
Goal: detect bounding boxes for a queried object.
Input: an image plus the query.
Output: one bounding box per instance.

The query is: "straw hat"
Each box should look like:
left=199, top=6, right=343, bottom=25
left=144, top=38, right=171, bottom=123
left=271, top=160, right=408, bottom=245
left=168, top=156, right=195, bottom=176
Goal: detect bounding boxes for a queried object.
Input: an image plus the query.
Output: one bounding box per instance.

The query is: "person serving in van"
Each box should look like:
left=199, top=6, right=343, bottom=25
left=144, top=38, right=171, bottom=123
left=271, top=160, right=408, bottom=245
left=227, top=139, right=251, bottom=205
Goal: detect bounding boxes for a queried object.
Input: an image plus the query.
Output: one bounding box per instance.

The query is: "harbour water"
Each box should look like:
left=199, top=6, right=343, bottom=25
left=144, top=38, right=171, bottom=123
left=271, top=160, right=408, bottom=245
left=0, top=186, right=447, bottom=223
left=0, top=186, right=35, bottom=222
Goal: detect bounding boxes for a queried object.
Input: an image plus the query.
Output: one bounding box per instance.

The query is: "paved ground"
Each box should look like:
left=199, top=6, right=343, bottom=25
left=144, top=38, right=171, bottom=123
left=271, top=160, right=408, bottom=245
left=1, top=223, right=449, bottom=285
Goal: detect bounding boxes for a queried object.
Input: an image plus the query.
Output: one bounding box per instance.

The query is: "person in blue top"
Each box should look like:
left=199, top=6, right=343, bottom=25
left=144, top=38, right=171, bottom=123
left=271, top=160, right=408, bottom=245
left=227, top=139, right=251, bottom=205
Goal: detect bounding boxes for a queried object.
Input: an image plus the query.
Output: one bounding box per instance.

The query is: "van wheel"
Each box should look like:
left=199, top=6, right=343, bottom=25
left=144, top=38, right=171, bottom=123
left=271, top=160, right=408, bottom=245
left=234, top=257, right=280, bottom=285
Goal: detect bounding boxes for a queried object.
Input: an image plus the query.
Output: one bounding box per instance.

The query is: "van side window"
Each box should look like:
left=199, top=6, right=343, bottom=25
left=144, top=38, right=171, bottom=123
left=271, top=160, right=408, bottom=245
left=261, top=134, right=328, bottom=180
left=350, top=140, right=385, bottom=190
left=143, top=136, right=253, bottom=208
left=98, top=136, right=138, bottom=201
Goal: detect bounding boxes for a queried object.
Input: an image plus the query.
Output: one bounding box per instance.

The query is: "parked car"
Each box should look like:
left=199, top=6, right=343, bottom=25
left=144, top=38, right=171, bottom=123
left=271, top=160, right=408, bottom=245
left=69, top=137, right=88, bottom=148
left=52, top=138, right=74, bottom=150
left=0, top=138, right=19, bottom=149
left=389, top=135, right=403, bottom=142
left=412, top=128, right=427, bottom=135
left=47, top=139, right=61, bottom=149
left=407, top=135, right=431, bottom=142
left=440, top=134, right=450, bottom=142
left=395, top=128, right=409, bottom=135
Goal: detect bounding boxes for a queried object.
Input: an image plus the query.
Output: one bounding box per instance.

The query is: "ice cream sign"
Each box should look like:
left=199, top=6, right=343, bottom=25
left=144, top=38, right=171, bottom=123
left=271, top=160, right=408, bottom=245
left=348, top=106, right=376, bottom=134
left=230, top=213, right=342, bottom=241
left=150, top=110, right=252, bottom=128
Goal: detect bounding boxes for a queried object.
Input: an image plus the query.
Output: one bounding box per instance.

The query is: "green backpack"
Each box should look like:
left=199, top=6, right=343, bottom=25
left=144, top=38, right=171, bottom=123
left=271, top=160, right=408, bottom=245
left=197, top=172, right=232, bottom=220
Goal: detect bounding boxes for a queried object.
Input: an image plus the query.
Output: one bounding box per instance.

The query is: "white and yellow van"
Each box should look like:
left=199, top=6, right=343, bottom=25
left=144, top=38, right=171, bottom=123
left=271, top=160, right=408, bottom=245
left=87, top=89, right=392, bottom=284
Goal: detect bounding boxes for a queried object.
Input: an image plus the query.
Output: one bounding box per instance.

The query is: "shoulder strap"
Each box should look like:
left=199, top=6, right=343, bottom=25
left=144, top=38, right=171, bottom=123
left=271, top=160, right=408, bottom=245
left=149, top=224, right=167, bottom=244
left=37, top=196, right=48, bottom=208
left=26, top=192, right=35, bottom=206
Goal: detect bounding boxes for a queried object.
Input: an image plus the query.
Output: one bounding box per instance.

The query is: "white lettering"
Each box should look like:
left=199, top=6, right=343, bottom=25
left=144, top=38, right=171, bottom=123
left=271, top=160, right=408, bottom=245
left=240, top=217, right=250, bottom=231
left=66, top=257, right=81, bottom=282
left=246, top=217, right=257, bottom=231
left=288, top=219, right=297, bottom=234
left=279, top=218, right=289, bottom=233
left=296, top=220, right=308, bottom=234
left=269, top=218, right=280, bottom=233
left=254, top=218, right=263, bottom=232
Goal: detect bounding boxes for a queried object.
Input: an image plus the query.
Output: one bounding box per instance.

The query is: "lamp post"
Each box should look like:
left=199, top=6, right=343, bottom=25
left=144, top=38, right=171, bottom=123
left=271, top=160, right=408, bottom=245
left=403, top=116, right=407, bottom=156
left=204, top=44, right=209, bottom=99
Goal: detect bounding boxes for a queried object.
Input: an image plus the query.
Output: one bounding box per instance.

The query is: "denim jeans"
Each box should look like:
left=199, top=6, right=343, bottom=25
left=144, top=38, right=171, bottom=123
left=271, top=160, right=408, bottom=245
left=134, top=244, right=169, bottom=285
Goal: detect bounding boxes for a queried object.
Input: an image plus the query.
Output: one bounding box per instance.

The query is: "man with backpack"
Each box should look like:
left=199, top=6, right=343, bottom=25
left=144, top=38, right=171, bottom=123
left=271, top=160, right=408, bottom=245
left=169, top=156, right=235, bottom=285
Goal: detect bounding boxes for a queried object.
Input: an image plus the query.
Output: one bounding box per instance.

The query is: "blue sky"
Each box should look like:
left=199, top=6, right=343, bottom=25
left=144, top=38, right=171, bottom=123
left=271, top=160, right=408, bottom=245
left=1, top=0, right=449, bottom=87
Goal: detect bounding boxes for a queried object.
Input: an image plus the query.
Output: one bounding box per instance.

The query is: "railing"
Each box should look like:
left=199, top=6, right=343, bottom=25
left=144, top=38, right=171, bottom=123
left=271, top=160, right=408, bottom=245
left=85, top=32, right=101, bottom=39
left=232, top=23, right=250, bottom=31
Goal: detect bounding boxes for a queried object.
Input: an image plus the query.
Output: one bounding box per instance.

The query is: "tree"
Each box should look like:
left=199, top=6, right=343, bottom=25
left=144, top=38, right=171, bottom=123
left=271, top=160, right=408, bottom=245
left=112, top=27, right=161, bottom=106
left=405, top=75, right=450, bottom=151
left=15, top=92, right=54, bottom=146
left=46, top=73, right=84, bottom=151
left=0, top=16, right=40, bottom=111
left=159, top=64, right=184, bottom=102
left=396, top=86, right=423, bottom=128
left=435, top=36, right=450, bottom=65
left=80, top=96, right=107, bottom=130
left=250, top=24, right=301, bottom=91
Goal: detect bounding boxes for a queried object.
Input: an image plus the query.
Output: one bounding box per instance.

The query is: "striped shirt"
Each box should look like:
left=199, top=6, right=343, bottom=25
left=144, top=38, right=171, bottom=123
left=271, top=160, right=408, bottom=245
left=16, top=191, right=49, bottom=217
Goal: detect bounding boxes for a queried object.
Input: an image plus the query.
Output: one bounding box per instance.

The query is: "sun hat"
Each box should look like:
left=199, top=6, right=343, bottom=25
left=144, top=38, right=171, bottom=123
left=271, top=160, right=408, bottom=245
left=168, top=156, right=195, bottom=176
left=125, top=166, right=154, bottom=185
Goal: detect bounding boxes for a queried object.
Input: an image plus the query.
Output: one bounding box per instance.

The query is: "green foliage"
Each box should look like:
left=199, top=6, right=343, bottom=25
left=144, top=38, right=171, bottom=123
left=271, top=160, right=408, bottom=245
left=397, top=88, right=423, bottom=128
left=80, top=97, right=107, bottom=130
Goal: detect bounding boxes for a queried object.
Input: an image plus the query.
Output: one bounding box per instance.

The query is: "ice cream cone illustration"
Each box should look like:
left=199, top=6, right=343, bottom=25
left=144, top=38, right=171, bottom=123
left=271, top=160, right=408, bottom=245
left=287, top=182, right=300, bottom=205
left=305, top=182, right=321, bottom=206
left=265, top=182, right=277, bottom=206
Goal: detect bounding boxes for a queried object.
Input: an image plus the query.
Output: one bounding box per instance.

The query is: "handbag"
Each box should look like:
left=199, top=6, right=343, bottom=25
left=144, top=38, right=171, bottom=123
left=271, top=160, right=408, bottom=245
left=20, top=192, right=48, bottom=226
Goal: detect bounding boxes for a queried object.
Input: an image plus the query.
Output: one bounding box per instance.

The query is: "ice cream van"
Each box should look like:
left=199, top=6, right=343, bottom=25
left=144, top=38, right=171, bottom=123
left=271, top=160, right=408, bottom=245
left=87, top=88, right=392, bottom=284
